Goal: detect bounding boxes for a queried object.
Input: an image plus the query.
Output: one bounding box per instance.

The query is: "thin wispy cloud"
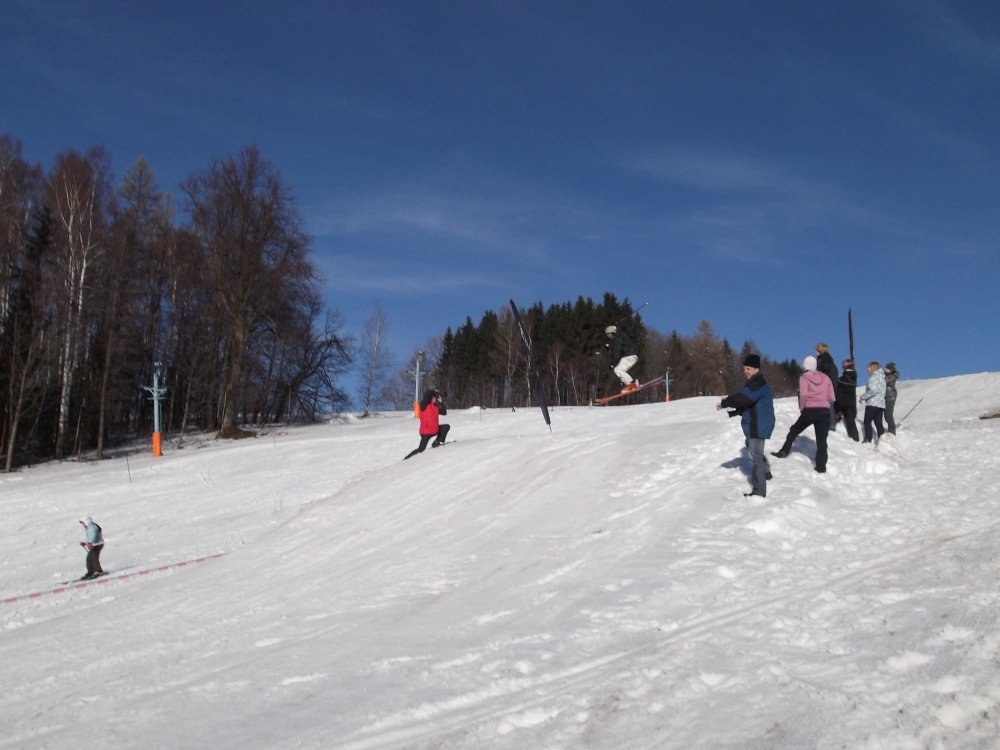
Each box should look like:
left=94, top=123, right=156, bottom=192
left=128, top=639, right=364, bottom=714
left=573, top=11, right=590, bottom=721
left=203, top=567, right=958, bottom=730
left=620, top=146, right=912, bottom=258
left=315, top=251, right=511, bottom=297
left=917, top=1, right=1000, bottom=71
left=626, top=148, right=808, bottom=194
left=312, top=189, right=527, bottom=245
left=307, top=181, right=615, bottom=271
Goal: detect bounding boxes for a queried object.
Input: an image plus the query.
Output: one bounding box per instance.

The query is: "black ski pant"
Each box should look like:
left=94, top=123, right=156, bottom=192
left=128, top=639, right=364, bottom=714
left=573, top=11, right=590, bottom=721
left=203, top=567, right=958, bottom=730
left=885, top=398, right=896, bottom=434
left=86, top=544, right=104, bottom=576
left=837, top=401, right=860, bottom=441
left=778, top=407, right=831, bottom=471
left=863, top=406, right=885, bottom=443
left=404, top=424, right=450, bottom=460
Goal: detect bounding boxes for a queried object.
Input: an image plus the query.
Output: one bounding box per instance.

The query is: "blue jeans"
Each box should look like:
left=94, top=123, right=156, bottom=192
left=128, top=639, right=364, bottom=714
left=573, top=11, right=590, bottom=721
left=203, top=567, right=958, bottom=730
left=746, top=438, right=770, bottom=496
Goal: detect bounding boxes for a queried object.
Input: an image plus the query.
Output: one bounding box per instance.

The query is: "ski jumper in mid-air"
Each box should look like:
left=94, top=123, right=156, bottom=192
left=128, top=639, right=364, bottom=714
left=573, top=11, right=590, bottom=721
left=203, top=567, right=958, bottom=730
left=604, top=325, right=639, bottom=393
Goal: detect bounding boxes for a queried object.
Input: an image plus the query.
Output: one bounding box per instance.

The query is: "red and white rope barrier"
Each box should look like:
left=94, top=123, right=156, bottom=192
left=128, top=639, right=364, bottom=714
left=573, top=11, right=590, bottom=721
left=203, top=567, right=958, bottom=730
left=2, top=552, right=227, bottom=606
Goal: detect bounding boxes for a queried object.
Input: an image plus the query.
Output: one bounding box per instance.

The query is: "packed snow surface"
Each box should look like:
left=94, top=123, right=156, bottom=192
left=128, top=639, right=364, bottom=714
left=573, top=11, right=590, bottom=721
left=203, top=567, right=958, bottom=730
left=2, top=373, right=999, bottom=749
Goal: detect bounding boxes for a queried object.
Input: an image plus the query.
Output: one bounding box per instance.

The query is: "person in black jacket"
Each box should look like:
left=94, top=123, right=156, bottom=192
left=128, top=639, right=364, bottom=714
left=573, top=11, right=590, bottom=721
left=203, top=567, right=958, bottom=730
left=604, top=325, right=640, bottom=393
left=836, top=359, right=860, bottom=441
left=815, top=343, right=839, bottom=431
left=884, top=362, right=900, bottom=434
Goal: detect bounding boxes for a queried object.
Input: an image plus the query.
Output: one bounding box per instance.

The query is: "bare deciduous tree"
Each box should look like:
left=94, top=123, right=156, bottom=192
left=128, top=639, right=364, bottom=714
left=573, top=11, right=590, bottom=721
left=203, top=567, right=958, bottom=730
left=93, top=158, right=172, bottom=458
left=358, top=304, right=392, bottom=417
left=183, top=146, right=313, bottom=436
left=47, top=148, right=110, bottom=458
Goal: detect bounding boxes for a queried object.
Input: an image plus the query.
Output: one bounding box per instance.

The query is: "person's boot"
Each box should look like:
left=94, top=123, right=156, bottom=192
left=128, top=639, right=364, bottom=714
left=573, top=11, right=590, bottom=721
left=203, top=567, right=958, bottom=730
left=771, top=446, right=790, bottom=458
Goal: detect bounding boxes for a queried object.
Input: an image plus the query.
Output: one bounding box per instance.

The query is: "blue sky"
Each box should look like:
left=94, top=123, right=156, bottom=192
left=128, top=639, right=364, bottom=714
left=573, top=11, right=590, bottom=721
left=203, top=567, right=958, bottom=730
left=3, top=1, right=999, bottom=386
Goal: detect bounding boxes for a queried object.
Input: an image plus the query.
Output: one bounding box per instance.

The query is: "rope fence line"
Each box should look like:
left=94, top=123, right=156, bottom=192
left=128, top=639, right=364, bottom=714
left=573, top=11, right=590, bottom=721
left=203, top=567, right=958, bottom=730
left=2, top=552, right=227, bottom=606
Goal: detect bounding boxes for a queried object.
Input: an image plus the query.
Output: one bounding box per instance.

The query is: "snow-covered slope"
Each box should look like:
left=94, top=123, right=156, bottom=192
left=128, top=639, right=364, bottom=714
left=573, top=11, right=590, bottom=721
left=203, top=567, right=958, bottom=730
left=2, top=374, right=999, bottom=749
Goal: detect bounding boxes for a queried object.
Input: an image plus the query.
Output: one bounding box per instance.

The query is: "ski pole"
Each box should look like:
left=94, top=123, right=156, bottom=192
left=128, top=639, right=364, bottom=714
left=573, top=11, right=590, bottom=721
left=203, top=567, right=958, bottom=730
left=613, top=301, right=649, bottom=326
left=898, top=397, right=923, bottom=425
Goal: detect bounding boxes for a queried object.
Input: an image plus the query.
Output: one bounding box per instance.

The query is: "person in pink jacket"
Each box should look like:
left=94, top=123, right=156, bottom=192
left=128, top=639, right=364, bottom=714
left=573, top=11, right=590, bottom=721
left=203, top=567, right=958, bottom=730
left=771, top=355, right=836, bottom=473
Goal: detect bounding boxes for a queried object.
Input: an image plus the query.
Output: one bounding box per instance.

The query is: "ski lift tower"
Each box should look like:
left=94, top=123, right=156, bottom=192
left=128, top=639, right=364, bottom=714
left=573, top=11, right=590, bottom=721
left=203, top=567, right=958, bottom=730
left=142, top=362, right=168, bottom=457
left=411, top=351, right=425, bottom=418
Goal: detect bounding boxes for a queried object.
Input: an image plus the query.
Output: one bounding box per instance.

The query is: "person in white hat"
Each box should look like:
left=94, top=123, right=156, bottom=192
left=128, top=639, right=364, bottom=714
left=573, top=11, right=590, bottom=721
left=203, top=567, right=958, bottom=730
left=603, top=325, right=640, bottom=394
left=771, top=355, right=836, bottom=473
left=79, top=517, right=105, bottom=580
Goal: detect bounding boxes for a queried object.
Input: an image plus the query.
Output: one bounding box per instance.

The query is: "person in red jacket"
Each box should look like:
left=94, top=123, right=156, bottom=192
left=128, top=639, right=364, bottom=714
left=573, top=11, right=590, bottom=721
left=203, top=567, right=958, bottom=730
left=404, top=389, right=450, bottom=459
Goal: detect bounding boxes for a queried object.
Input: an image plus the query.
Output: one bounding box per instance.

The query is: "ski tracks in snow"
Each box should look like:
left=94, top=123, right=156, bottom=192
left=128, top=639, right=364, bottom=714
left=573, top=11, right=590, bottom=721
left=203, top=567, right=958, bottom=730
left=653, top=421, right=1000, bottom=748
left=5, top=400, right=997, bottom=749
left=335, top=413, right=1000, bottom=749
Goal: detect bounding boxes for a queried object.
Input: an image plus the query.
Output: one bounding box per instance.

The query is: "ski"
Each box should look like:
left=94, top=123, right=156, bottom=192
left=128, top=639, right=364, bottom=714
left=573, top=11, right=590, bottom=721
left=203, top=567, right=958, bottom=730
left=898, top=398, right=924, bottom=425
left=591, top=377, right=665, bottom=406
left=59, top=571, right=109, bottom=585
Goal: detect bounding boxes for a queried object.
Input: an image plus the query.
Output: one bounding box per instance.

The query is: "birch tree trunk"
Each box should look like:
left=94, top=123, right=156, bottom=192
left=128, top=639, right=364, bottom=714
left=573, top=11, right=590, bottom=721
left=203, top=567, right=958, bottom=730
left=48, top=150, right=107, bottom=459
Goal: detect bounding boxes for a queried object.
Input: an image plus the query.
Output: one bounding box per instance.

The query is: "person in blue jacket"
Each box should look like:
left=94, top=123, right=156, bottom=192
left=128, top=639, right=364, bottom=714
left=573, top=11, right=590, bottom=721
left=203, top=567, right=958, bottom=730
left=717, top=354, right=775, bottom=497
left=79, top=516, right=105, bottom=580
left=859, top=360, right=887, bottom=444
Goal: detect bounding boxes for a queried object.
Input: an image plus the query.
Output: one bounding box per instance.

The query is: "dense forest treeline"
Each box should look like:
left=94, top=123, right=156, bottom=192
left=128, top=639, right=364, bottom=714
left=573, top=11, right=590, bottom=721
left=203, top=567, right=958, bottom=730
left=2, top=134, right=799, bottom=470
left=0, top=136, right=350, bottom=470
left=380, top=294, right=802, bottom=411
